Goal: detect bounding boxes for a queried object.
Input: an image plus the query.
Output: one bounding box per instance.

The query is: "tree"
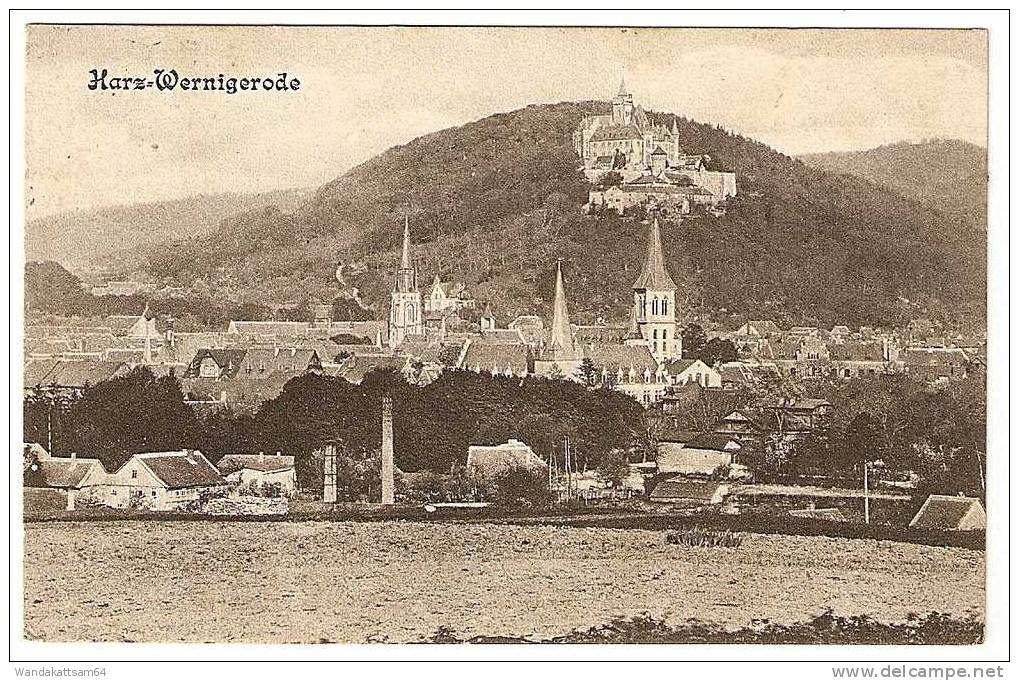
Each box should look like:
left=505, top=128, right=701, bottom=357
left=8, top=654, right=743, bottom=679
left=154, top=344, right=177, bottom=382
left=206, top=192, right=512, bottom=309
left=596, top=449, right=630, bottom=487
left=578, top=357, right=600, bottom=387
left=60, top=367, right=203, bottom=471
left=489, top=465, right=552, bottom=508
left=682, top=324, right=708, bottom=359
left=699, top=338, right=738, bottom=365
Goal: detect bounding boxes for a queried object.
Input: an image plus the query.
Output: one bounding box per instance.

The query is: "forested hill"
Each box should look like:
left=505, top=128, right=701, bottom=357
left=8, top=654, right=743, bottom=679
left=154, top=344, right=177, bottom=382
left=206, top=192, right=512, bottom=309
left=26, top=188, right=310, bottom=271
left=799, top=140, right=987, bottom=229
left=137, top=102, right=985, bottom=329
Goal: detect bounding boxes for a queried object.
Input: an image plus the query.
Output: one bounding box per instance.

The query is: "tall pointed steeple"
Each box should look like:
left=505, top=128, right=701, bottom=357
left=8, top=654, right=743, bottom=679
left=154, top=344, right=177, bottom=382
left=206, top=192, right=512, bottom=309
left=617, top=74, right=628, bottom=97
left=633, top=217, right=676, bottom=291
left=401, top=216, right=412, bottom=270
left=548, top=259, right=575, bottom=355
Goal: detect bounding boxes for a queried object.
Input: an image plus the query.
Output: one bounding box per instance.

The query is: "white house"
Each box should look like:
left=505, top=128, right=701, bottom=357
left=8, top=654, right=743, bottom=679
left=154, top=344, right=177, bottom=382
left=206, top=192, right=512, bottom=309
left=99, top=450, right=229, bottom=510
left=663, top=358, right=722, bottom=388
left=216, top=453, right=297, bottom=495
left=657, top=432, right=742, bottom=476
left=23, top=446, right=108, bottom=511
left=466, top=439, right=547, bottom=478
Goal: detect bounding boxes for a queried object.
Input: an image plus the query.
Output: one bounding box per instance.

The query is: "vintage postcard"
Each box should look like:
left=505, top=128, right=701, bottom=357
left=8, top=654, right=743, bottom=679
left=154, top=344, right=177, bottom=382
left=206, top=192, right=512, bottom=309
left=11, top=11, right=1008, bottom=671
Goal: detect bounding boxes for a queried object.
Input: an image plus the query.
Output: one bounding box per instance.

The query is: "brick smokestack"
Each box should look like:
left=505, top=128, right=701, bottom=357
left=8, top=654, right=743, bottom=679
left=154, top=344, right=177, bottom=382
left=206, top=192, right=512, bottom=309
left=322, top=443, right=337, bottom=504
left=381, top=397, right=395, bottom=505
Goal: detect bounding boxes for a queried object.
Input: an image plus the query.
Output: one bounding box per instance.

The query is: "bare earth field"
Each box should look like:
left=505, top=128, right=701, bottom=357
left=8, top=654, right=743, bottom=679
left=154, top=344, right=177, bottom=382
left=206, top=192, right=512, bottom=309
left=23, top=521, right=984, bottom=643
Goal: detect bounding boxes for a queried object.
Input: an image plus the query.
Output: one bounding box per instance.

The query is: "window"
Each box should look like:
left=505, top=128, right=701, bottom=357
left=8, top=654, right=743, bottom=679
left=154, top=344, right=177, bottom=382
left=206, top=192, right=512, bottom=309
left=652, top=329, right=658, bottom=340
left=111, top=489, right=117, bottom=496
left=131, top=469, right=137, bottom=479
left=151, top=490, right=157, bottom=498
left=662, top=299, right=669, bottom=316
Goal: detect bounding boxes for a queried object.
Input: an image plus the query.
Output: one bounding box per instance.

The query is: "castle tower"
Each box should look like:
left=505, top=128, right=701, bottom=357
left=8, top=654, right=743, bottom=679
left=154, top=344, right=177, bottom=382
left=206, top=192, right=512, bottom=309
left=389, top=217, right=423, bottom=348
left=633, top=218, right=680, bottom=361
left=612, top=76, right=634, bottom=125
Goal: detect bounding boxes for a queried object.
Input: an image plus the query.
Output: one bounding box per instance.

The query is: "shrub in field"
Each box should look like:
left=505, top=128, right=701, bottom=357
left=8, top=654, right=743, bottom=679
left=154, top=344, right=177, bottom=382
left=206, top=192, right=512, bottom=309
left=665, top=526, right=743, bottom=548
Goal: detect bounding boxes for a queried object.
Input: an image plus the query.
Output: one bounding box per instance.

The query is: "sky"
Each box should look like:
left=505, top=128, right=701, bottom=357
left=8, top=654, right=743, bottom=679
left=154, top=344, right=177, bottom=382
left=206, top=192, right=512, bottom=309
left=24, top=26, right=987, bottom=219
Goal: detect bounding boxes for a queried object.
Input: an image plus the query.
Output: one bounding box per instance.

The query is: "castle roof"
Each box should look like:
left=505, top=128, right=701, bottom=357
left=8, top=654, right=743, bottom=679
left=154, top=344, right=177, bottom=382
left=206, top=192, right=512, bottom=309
left=633, top=218, right=676, bottom=291
left=589, top=124, right=642, bottom=142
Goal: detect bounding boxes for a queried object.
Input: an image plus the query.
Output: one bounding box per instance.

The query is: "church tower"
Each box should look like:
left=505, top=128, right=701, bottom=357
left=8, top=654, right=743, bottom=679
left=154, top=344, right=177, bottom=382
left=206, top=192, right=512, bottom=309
left=389, top=217, right=423, bottom=349
left=535, top=260, right=583, bottom=378
left=633, top=217, right=680, bottom=361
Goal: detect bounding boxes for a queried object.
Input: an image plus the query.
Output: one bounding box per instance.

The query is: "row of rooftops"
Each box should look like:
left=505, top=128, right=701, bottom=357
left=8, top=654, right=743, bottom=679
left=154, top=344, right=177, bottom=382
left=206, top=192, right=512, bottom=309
left=25, top=444, right=295, bottom=491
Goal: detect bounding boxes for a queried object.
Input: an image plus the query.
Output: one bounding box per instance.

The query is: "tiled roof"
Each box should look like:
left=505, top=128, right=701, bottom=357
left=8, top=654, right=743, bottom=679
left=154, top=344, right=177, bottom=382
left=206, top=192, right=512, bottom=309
left=588, top=124, right=642, bottom=142
left=828, top=342, right=885, bottom=361
left=685, top=433, right=742, bottom=452
left=573, top=325, right=628, bottom=345
left=217, top=454, right=295, bottom=475
left=28, top=456, right=104, bottom=489
left=134, top=450, right=227, bottom=490
left=583, top=343, right=658, bottom=372
left=462, top=341, right=530, bottom=375
left=227, top=321, right=310, bottom=336
left=658, top=429, right=702, bottom=444
left=24, top=359, right=128, bottom=389
left=910, top=495, right=984, bottom=530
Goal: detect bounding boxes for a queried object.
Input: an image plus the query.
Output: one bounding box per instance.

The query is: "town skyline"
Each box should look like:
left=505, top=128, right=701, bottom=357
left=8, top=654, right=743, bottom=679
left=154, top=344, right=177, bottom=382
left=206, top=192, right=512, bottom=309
left=25, top=26, right=986, bottom=219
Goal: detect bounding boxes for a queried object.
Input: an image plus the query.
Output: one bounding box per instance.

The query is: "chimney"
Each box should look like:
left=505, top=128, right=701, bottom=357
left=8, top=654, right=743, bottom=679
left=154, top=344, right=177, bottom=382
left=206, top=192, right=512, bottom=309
left=258, top=451, right=264, bottom=463
left=322, top=444, right=337, bottom=504
left=70, top=451, right=77, bottom=460
left=381, top=397, right=395, bottom=505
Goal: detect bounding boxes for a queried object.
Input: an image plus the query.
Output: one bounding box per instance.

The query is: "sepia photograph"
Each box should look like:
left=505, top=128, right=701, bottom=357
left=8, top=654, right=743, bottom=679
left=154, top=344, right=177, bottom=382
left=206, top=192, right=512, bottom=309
left=9, top=9, right=1009, bottom=673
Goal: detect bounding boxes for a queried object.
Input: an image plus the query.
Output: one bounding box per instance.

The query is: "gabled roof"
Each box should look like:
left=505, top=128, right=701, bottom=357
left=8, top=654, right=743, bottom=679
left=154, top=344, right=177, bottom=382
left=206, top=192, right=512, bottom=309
left=131, top=450, right=227, bottom=490
left=27, top=456, right=105, bottom=489
left=685, top=433, right=742, bottom=452
left=909, top=495, right=985, bottom=530
left=217, top=454, right=295, bottom=475
left=828, top=342, right=885, bottom=361
left=467, top=440, right=546, bottom=476
left=573, top=325, right=628, bottom=345
left=24, top=359, right=128, bottom=389
left=462, top=341, right=531, bottom=375
left=632, top=218, right=676, bottom=291
left=588, top=124, right=642, bottom=142
left=658, top=429, right=702, bottom=444
left=227, top=321, right=310, bottom=336
left=583, top=343, right=658, bottom=373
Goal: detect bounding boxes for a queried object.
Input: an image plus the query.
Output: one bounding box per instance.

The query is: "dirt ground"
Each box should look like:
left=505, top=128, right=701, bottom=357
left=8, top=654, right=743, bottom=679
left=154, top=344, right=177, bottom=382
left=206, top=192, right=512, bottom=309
left=22, top=521, right=984, bottom=643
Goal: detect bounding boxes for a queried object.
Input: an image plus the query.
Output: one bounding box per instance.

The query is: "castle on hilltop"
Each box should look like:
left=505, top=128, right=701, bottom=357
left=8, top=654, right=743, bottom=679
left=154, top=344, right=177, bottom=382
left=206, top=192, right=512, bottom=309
left=574, top=79, right=737, bottom=216
left=573, top=77, right=683, bottom=172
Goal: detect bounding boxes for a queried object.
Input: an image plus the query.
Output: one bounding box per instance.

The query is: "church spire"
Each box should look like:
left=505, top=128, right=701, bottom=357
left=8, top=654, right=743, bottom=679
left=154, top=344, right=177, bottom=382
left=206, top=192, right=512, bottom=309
left=548, top=259, right=575, bottom=354
left=617, top=73, right=628, bottom=97
left=401, top=216, right=412, bottom=270
left=633, top=217, right=676, bottom=291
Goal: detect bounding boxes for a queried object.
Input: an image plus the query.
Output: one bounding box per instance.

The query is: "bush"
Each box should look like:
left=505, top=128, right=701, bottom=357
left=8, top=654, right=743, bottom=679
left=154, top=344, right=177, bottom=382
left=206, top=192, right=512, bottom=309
left=665, top=526, right=743, bottom=548
left=488, top=465, right=553, bottom=509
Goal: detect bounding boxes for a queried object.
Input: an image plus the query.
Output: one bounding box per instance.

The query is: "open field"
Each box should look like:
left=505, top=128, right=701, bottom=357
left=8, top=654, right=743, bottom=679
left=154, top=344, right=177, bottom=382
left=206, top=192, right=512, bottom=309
left=23, top=521, right=984, bottom=644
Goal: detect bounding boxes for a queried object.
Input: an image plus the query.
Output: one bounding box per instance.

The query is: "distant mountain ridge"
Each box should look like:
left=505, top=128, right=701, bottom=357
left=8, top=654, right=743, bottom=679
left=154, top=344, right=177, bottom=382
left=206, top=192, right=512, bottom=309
left=798, top=140, right=987, bottom=227
left=91, top=104, right=985, bottom=329
left=25, top=188, right=311, bottom=272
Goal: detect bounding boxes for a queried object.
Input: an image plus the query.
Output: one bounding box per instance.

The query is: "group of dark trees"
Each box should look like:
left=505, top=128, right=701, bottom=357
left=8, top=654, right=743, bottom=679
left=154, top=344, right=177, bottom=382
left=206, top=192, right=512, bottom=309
left=24, top=363, right=985, bottom=501
left=780, top=375, right=986, bottom=498
left=25, top=366, right=647, bottom=486
left=680, top=323, right=739, bottom=365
